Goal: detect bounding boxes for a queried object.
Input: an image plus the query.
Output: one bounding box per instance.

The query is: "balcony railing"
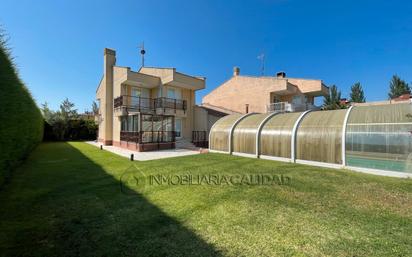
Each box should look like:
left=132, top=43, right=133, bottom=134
left=266, top=102, right=320, bottom=113
left=114, top=95, right=186, bottom=113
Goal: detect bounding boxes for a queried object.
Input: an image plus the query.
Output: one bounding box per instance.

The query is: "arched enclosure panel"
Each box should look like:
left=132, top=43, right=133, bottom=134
left=296, top=109, right=348, bottom=164
left=260, top=112, right=303, bottom=158
left=209, top=114, right=243, bottom=152
left=232, top=114, right=270, bottom=154
left=346, top=103, right=412, bottom=173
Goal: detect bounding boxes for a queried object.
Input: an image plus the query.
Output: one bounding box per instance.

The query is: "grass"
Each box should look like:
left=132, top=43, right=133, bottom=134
left=0, top=142, right=411, bottom=257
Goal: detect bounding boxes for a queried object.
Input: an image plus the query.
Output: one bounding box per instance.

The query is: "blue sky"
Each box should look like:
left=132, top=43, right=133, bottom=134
left=2, top=0, right=412, bottom=111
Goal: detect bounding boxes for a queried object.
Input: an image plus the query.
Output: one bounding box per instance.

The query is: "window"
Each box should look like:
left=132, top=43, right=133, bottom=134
left=121, top=116, right=128, bottom=131
left=167, top=88, right=175, bottom=99
left=292, top=95, right=302, bottom=105
left=140, top=114, right=175, bottom=143
left=130, top=87, right=152, bottom=109
left=303, top=95, right=312, bottom=104
left=167, top=88, right=181, bottom=99
left=131, top=88, right=141, bottom=106
left=175, top=118, right=182, bottom=138
left=121, top=115, right=139, bottom=132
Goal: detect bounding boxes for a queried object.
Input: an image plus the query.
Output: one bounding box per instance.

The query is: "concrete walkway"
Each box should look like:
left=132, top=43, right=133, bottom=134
left=86, top=141, right=200, bottom=161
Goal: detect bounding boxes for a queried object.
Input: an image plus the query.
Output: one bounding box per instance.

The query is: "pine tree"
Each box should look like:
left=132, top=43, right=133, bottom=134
left=40, top=102, right=60, bottom=124
left=388, top=75, right=411, bottom=99
left=349, top=82, right=366, bottom=103
left=59, top=98, right=78, bottom=122
left=323, top=85, right=343, bottom=110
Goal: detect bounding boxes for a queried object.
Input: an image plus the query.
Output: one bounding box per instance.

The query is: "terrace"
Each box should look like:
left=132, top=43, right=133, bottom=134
left=114, top=95, right=187, bottom=114
left=266, top=101, right=319, bottom=113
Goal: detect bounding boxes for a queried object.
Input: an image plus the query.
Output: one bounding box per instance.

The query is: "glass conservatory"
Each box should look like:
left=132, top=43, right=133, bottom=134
left=209, top=103, right=412, bottom=175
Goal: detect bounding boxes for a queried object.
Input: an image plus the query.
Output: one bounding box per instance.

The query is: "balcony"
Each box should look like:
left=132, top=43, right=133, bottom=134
left=114, top=95, right=186, bottom=114
left=266, top=102, right=319, bottom=113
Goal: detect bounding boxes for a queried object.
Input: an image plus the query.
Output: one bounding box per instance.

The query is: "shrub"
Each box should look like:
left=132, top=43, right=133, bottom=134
left=0, top=31, right=44, bottom=187
left=41, top=99, right=98, bottom=141
left=43, top=118, right=97, bottom=141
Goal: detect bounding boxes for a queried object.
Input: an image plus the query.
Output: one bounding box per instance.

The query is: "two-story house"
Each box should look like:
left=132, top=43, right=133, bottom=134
left=202, top=67, right=329, bottom=114
left=96, top=48, right=206, bottom=151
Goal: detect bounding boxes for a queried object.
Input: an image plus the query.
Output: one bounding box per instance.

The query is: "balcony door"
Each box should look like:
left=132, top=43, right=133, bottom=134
left=292, top=95, right=303, bottom=105
left=131, top=88, right=141, bottom=106
left=273, top=95, right=281, bottom=103
left=131, top=87, right=150, bottom=110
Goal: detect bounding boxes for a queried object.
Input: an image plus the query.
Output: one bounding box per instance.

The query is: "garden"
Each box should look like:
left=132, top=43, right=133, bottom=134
left=0, top=142, right=411, bottom=256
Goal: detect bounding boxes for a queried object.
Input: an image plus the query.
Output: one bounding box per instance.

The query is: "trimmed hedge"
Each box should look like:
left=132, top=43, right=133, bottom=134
left=0, top=35, right=44, bottom=187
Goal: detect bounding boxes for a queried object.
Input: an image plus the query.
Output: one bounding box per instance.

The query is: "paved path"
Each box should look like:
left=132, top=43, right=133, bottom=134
left=86, top=141, right=200, bottom=161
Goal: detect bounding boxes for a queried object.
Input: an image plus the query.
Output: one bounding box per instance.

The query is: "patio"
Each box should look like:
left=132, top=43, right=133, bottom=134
left=87, top=141, right=200, bottom=161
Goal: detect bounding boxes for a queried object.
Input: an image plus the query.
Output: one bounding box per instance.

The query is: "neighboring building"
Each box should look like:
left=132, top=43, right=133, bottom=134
left=96, top=48, right=210, bottom=151
left=351, top=93, right=411, bottom=107
left=202, top=67, right=329, bottom=114
left=78, top=112, right=96, bottom=121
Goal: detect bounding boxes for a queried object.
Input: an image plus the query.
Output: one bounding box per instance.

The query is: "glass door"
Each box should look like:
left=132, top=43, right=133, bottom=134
left=167, top=88, right=182, bottom=99
left=175, top=118, right=182, bottom=138
left=131, top=88, right=141, bottom=106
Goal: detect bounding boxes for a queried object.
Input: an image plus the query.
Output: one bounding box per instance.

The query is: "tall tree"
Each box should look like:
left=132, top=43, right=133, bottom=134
left=41, top=102, right=54, bottom=123
left=349, top=82, right=366, bottom=103
left=59, top=98, right=78, bottom=122
left=323, top=85, right=343, bottom=110
left=388, top=75, right=411, bottom=99
left=55, top=98, right=78, bottom=140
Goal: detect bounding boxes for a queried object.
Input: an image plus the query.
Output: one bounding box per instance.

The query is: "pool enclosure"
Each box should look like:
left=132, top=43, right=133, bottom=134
left=345, top=104, right=412, bottom=173
left=209, top=103, right=412, bottom=177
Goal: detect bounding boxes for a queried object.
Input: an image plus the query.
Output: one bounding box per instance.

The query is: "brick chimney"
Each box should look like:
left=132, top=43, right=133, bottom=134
left=233, top=66, right=240, bottom=76
left=276, top=71, right=286, bottom=78
left=102, top=48, right=116, bottom=145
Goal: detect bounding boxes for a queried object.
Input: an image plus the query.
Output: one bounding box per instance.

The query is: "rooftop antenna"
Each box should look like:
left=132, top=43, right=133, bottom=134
left=257, top=53, right=265, bottom=76
left=138, top=42, right=146, bottom=67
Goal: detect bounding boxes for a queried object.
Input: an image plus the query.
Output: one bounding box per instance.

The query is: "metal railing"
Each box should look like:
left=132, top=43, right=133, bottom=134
left=266, top=102, right=319, bottom=113
left=114, top=95, right=186, bottom=113
left=155, top=97, right=186, bottom=113
left=120, top=131, right=176, bottom=144
left=120, top=131, right=140, bottom=142
left=192, top=131, right=208, bottom=147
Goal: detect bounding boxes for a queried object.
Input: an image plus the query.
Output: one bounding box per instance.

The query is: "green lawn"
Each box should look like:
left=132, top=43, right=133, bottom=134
left=0, top=142, right=411, bottom=257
